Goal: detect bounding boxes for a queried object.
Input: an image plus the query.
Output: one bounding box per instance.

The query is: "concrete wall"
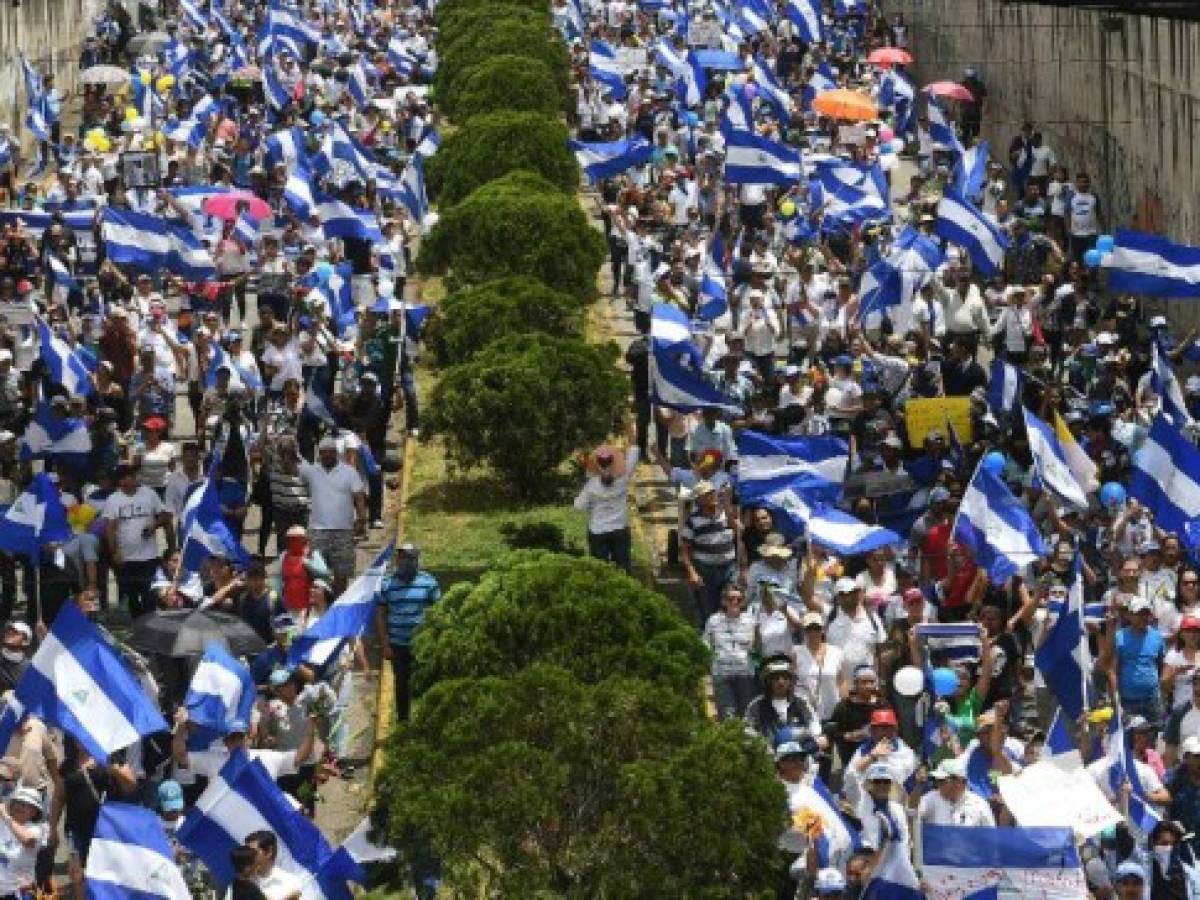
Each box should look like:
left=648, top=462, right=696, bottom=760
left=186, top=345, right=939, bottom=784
left=0, top=0, right=86, bottom=141
left=885, top=0, right=1200, bottom=247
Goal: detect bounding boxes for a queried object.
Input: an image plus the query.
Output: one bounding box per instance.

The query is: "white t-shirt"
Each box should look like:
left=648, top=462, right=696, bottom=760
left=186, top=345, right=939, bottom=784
left=177, top=747, right=300, bottom=786
left=0, top=816, right=47, bottom=893
left=917, top=789, right=996, bottom=827
left=794, top=641, right=844, bottom=720
left=102, top=487, right=166, bottom=561
left=1167, top=648, right=1198, bottom=710
left=299, top=462, right=364, bottom=530
left=257, top=866, right=304, bottom=900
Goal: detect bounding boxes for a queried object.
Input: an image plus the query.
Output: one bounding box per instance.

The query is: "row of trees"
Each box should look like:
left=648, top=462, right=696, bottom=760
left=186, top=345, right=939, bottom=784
left=372, top=1, right=791, bottom=894
left=416, top=0, right=625, bottom=498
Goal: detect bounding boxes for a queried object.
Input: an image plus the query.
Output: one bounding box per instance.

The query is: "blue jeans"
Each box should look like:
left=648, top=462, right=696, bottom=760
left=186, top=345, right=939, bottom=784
left=713, top=670, right=756, bottom=721
left=694, top=561, right=737, bottom=621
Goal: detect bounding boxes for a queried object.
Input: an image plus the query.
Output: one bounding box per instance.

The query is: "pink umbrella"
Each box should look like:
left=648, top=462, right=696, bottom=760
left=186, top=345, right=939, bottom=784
left=202, top=192, right=272, bottom=221
left=923, top=81, right=975, bottom=102
left=867, top=47, right=913, bottom=67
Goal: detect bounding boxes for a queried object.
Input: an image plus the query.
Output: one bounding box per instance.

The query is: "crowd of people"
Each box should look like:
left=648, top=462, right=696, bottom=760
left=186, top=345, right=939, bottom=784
left=0, top=0, right=449, bottom=894
left=569, top=0, right=1200, bottom=897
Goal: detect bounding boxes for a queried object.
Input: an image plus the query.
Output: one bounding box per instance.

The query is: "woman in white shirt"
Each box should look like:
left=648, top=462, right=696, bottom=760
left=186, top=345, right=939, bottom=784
left=794, top=612, right=847, bottom=721
left=135, top=417, right=177, bottom=497
left=990, top=286, right=1036, bottom=365
left=1165, top=616, right=1200, bottom=712
left=703, top=584, right=758, bottom=721
left=0, top=788, right=48, bottom=897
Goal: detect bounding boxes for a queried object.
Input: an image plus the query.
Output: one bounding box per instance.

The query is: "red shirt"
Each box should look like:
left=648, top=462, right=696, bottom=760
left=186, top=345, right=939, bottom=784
left=922, top=522, right=952, bottom=581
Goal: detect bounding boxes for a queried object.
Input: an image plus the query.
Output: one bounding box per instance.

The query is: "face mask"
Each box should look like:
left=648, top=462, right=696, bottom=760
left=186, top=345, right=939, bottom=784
left=1155, top=845, right=1173, bottom=871
left=1, top=649, right=23, bottom=663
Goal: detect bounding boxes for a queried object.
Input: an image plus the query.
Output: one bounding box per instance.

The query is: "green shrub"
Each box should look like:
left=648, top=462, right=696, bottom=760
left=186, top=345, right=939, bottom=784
left=427, top=112, right=578, bottom=207
left=437, top=19, right=570, bottom=112
left=436, top=6, right=549, bottom=58
left=417, top=171, right=606, bottom=301
left=425, top=334, right=627, bottom=496
left=424, top=275, right=584, bottom=367
left=451, top=54, right=565, bottom=121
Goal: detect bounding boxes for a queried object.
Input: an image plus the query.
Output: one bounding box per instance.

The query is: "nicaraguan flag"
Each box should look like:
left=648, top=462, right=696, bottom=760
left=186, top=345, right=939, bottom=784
left=750, top=57, right=792, bottom=121
left=720, top=90, right=754, bottom=135
left=569, top=137, right=654, bottom=182
left=266, top=126, right=306, bottom=170
left=0, top=603, right=167, bottom=763
left=284, top=164, right=317, bottom=220
left=936, top=186, right=1010, bottom=276
left=792, top=776, right=859, bottom=867
left=233, top=210, right=259, bottom=248
left=736, top=431, right=849, bottom=490
left=177, top=751, right=365, bottom=900
left=289, top=542, right=395, bottom=667
left=1022, top=407, right=1089, bottom=509
left=987, top=357, right=1023, bottom=418
left=650, top=344, right=741, bottom=415
left=954, top=140, right=990, bottom=201
left=723, top=129, right=802, bottom=185
left=589, top=40, right=627, bottom=100
left=37, top=319, right=94, bottom=397
left=922, top=824, right=1085, bottom=900
left=86, top=802, right=190, bottom=900
left=861, top=839, right=922, bottom=900
left=316, top=195, right=382, bottom=242
left=697, top=231, right=728, bottom=320
left=396, top=153, right=430, bottom=230
left=102, top=208, right=172, bottom=272
left=1103, top=229, right=1200, bottom=298
left=347, top=58, right=371, bottom=108
left=1106, top=703, right=1162, bottom=836
left=166, top=220, right=217, bottom=281
left=263, top=59, right=292, bottom=112
left=180, top=0, right=208, bottom=30
left=811, top=160, right=889, bottom=230
left=1129, top=413, right=1200, bottom=537
left=1033, top=553, right=1090, bottom=719
left=303, top=377, right=337, bottom=428
left=19, top=402, right=92, bottom=472
left=915, top=622, right=982, bottom=664
left=954, top=465, right=1046, bottom=584
left=856, top=226, right=943, bottom=323
left=806, top=505, right=900, bottom=555
left=415, top=127, right=441, bottom=159
left=878, top=69, right=916, bottom=135
left=0, top=209, right=95, bottom=238
left=784, top=0, right=823, bottom=44
left=1151, top=338, right=1194, bottom=426
left=45, top=254, right=81, bottom=295
left=0, top=472, right=72, bottom=562
left=206, top=343, right=263, bottom=394
left=928, top=99, right=964, bottom=157
left=180, top=461, right=250, bottom=576
left=185, top=642, right=257, bottom=737
left=650, top=302, right=695, bottom=352
left=167, top=185, right=234, bottom=217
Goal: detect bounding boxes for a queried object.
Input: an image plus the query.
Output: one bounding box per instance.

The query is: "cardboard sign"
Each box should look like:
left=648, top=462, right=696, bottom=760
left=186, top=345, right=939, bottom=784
left=996, top=753, right=1123, bottom=840
left=905, top=396, right=973, bottom=448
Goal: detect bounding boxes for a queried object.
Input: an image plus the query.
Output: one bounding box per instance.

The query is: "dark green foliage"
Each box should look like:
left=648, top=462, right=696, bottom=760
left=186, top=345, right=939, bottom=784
left=451, top=54, right=566, bottom=121
left=437, top=18, right=570, bottom=113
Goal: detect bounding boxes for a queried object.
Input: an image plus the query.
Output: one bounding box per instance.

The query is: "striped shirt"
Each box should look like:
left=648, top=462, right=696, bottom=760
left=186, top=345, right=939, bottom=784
left=378, top=571, right=441, bottom=647
left=269, top=468, right=311, bottom=514
left=680, top=510, right=737, bottom=567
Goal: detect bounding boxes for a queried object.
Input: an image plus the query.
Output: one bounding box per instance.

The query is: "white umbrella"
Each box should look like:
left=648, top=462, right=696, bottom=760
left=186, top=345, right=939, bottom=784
left=79, top=64, right=130, bottom=86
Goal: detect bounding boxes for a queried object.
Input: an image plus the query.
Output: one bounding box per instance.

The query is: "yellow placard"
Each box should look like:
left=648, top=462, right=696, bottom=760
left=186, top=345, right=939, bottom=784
left=904, top=397, right=974, bottom=448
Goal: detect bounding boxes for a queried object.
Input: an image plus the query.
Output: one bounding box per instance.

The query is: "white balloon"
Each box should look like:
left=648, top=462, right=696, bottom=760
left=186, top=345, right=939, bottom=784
left=377, top=278, right=395, bottom=298
left=893, top=665, right=925, bottom=698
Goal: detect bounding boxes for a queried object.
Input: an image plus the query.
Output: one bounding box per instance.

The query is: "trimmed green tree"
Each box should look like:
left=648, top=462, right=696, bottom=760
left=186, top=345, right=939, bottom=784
left=373, top=665, right=787, bottom=898
left=424, top=276, right=584, bottom=368
left=452, top=54, right=565, bottom=121
left=417, top=171, right=606, bottom=301
left=436, top=6, right=550, bottom=59
left=412, top=550, right=709, bottom=696
left=437, top=0, right=552, bottom=22
left=424, top=333, right=626, bottom=497
left=437, top=19, right=570, bottom=113
left=426, top=112, right=578, bottom=207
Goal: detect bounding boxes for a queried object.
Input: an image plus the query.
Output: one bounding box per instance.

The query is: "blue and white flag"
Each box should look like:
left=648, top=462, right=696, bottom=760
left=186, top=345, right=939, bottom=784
left=783, top=0, right=823, bottom=44
left=650, top=343, right=741, bottom=415
left=347, top=59, right=371, bottom=108
left=792, top=776, right=859, bottom=867
left=1151, top=338, right=1193, bottom=426
left=38, top=319, right=94, bottom=397
left=935, top=187, right=1009, bottom=276
left=810, top=160, right=889, bottom=230
left=650, top=303, right=695, bottom=353
left=316, top=195, right=382, bottom=243
left=284, top=164, right=317, bottom=220
left=396, top=153, right=430, bottom=230
left=185, top=642, right=256, bottom=737
left=806, top=505, right=900, bottom=555
left=45, top=253, right=81, bottom=295
left=927, top=99, right=964, bottom=158
left=233, top=210, right=259, bottom=248
left=954, top=465, right=1046, bottom=584
left=289, top=542, right=395, bottom=667
left=1106, top=703, right=1162, bottom=836
left=954, top=140, right=990, bottom=201
left=697, top=231, right=728, bottom=320
left=179, top=0, right=208, bottom=31
left=266, top=127, right=306, bottom=170
left=166, top=221, right=217, bottom=281
left=719, top=90, right=754, bottom=135
left=723, top=129, right=802, bottom=185
left=1103, top=229, right=1200, bottom=298
left=861, top=839, right=922, bottom=900
left=736, top=431, right=849, bottom=492
left=0, top=603, right=167, bottom=763
left=1022, top=407, right=1089, bottom=509
left=921, top=824, right=1085, bottom=900
left=589, top=40, right=628, bottom=100
left=19, top=403, right=92, bottom=471
left=86, top=802, right=190, bottom=900
left=878, top=70, right=916, bottom=136
left=415, top=127, right=441, bottom=160
left=177, top=751, right=364, bottom=900
left=750, top=57, right=793, bottom=121
left=0, top=473, right=72, bottom=562
left=303, top=377, right=337, bottom=427
left=180, top=462, right=250, bottom=576
left=101, top=208, right=172, bottom=272
left=206, top=343, right=263, bottom=395
left=1129, top=413, right=1200, bottom=538
left=915, top=622, right=982, bottom=664
left=856, top=226, right=944, bottom=323
left=1034, top=553, right=1090, bottom=719
left=987, top=357, right=1023, bottom=418
left=569, top=137, right=654, bottom=182
left=263, top=59, right=292, bottom=112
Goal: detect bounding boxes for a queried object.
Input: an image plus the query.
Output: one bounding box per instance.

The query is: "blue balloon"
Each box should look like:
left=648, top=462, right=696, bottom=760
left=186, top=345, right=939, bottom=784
left=1096, top=234, right=1115, bottom=254
left=684, top=111, right=699, bottom=127
left=1084, top=249, right=1102, bottom=268
left=310, top=110, right=327, bottom=127
left=316, top=262, right=333, bottom=284
left=982, top=451, right=1006, bottom=475
left=931, top=667, right=959, bottom=698
left=1100, top=482, right=1126, bottom=509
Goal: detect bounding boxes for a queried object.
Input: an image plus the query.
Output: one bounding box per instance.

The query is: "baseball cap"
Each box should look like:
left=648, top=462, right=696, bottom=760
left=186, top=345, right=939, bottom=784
left=834, top=577, right=858, bottom=595
left=902, top=587, right=924, bottom=604
left=814, top=868, right=846, bottom=894
left=866, top=762, right=894, bottom=782
left=869, top=708, right=898, bottom=728
left=692, top=480, right=716, bottom=497
left=158, top=779, right=185, bottom=812
left=774, top=741, right=809, bottom=762
left=833, top=354, right=853, bottom=367
left=1182, top=616, right=1200, bottom=631
left=801, top=611, right=824, bottom=629
left=4, top=622, right=31, bottom=643
left=1128, top=597, right=1153, bottom=614
left=929, top=486, right=952, bottom=504
left=1182, top=735, right=1200, bottom=756
left=931, top=758, right=967, bottom=780
left=1116, top=861, right=1146, bottom=883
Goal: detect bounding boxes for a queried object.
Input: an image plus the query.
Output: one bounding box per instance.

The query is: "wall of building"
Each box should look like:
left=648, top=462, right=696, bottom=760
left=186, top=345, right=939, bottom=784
left=885, top=0, right=1200, bottom=247
left=0, top=0, right=86, bottom=143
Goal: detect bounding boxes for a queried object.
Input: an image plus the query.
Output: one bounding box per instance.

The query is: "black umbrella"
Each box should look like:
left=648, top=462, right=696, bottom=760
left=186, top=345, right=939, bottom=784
left=129, top=608, right=267, bottom=659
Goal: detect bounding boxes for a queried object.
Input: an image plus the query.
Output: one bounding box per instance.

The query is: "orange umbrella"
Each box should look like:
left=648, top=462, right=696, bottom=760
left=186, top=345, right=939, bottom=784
left=811, top=89, right=878, bottom=122
left=867, top=47, right=913, bottom=67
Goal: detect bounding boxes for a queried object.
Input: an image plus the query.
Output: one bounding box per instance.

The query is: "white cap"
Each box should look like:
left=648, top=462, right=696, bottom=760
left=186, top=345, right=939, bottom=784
left=932, top=757, right=967, bottom=780
left=834, top=576, right=858, bottom=595
left=1128, top=597, right=1152, bottom=614
left=1150, top=315, right=1169, bottom=328
left=1188, top=375, right=1200, bottom=395
left=866, top=762, right=895, bottom=782
left=1183, top=736, right=1200, bottom=756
